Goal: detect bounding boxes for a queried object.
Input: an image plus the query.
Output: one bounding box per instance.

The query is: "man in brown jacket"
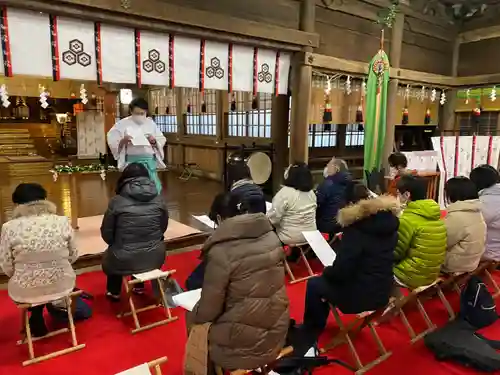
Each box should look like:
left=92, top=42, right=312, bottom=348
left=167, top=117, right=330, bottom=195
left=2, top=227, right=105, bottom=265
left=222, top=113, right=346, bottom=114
left=186, top=192, right=290, bottom=373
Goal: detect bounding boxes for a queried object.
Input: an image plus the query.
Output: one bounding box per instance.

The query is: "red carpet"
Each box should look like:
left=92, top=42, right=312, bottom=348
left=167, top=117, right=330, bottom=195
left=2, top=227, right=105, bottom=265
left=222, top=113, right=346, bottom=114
left=0, top=250, right=499, bottom=375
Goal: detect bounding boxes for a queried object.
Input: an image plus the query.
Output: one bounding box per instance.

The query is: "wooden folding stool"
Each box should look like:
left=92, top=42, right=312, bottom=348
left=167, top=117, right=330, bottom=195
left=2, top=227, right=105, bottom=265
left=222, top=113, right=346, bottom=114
left=119, top=356, right=168, bottom=375
left=283, top=243, right=317, bottom=284
left=478, top=261, right=500, bottom=298
left=215, top=346, right=294, bottom=375
left=117, top=269, right=179, bottom=334
left=387, top=281, right=439, bottom=343
left=17, top=290, right=86, bottom=366
left=321, top=307, right=391, bottom=374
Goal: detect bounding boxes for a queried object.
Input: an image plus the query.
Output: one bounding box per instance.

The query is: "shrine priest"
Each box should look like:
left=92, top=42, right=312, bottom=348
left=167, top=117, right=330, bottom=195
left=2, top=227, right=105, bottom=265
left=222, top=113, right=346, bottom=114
left=107, top=97, right=166, bottom=193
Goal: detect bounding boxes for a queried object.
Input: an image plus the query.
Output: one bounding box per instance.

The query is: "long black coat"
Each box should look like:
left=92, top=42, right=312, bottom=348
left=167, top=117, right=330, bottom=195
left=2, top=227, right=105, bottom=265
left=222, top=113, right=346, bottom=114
left=322, top=195, right=400, bottom=314
left=315, top=172, right=352, bottom=235
left=101, top=176, right=168, bottom=275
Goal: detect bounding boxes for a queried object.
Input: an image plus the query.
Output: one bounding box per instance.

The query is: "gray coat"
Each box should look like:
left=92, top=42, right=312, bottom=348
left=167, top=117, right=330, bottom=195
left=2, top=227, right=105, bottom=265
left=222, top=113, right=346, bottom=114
left=479, top=184, right=500, bottom=261
left=101, top=176, right=168, bottom=275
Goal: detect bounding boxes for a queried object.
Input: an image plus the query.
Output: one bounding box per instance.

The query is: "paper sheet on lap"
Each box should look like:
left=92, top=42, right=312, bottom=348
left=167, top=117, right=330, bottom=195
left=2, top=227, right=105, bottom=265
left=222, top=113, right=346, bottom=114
left=302, top=230, right=336, bottom=266
left=115, top=363, right=150, bottom=375
left=193, top=215, right=217, bottom=229
left=266, top=201, right=272, bottom=212
left=173, top=288, right=202, bottom=311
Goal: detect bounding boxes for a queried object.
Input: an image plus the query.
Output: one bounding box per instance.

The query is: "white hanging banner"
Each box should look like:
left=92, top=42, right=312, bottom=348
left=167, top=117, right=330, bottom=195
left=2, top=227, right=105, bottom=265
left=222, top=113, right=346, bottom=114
left=137, top=30, right=170, bottom=87
left=432, top=135, right=500, bottom=208
left=55, top=17, right=96, bottom=81
left=8, top=8, right=52, bottom=77
left=278, top=52, right=291, bottom=95
left=173, top=35, right=200, bottom=89
left=231, top=45, right=254, bottom=93
left=99, top=24, right=135, bottom=83
left=1, top=6, right=291, bottom=94
left=201, top=40, right=228, bottom=91
left=255, top=48, right=277, bottom=94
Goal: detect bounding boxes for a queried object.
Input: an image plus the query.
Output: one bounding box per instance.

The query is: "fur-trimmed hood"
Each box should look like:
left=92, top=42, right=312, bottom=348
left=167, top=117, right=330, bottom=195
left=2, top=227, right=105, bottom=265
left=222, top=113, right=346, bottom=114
left=337, top=195, right=400, bottom=235
left=12, top=200, right=57, bottom=219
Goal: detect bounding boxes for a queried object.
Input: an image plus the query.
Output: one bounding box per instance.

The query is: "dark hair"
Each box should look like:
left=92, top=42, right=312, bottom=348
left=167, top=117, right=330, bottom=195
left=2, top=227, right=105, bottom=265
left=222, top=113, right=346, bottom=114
left=346, top=183, right=370, bottom=204
left=470, top=164, right=499, bottom=192
left=227, top=161, right=251, bottom=185
left=129, top=97, right=149, bottom=112
left=284, top=163, right=313, bottom=192
left=12, top=183, right=47, bottom=205
left=388, top=152, right=408, bottom=169
left=208, top=192, right=245, bottom=222
left=445, top=177, right=479, bottom=203
left=116, top=162, right=150, bottom=193
left=396, top=175, right=427, bottom=201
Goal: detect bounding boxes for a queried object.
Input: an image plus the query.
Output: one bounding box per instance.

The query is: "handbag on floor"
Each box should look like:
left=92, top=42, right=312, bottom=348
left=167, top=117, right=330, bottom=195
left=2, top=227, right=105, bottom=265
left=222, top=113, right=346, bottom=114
left=459, top=275, right=498, bottom=329
left=47, top=288, right=93, bottom=323
left=157, top=277, right=184, bottom=308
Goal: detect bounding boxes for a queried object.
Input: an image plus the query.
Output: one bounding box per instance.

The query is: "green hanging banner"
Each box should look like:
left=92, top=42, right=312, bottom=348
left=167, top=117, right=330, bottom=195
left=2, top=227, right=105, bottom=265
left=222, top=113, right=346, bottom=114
left=363, top=49, right=390, bottom=177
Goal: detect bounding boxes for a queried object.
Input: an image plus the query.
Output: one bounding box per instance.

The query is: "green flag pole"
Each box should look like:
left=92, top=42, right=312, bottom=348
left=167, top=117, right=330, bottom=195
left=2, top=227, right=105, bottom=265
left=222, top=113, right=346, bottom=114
left=364, top=29, right=390, bottom=184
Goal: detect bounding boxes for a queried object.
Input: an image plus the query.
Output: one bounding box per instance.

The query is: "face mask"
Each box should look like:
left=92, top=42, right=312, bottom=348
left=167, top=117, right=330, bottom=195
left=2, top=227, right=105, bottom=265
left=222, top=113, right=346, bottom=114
left=284, top=166, right=290, bottom=180
left=131, top=114, right=145, bottom=125
left=323, top=167, right=329, bottom=178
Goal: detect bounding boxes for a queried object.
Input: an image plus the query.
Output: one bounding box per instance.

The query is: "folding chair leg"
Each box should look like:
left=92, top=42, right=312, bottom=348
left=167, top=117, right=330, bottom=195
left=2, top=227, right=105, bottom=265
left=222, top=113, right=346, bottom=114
left=157, top=278, right=173, bottom=320
left=484, top=269, right=500, bottom=298
left=436, top=287, right=455, bottom=320
left=399, top=308, right=417, bottom=340
left=368, top=323, right=388, bottom=356
left=332, top=309, right=363, bottom=370
left=123, top=278, right=141, bottom=330
left=299, top=249, right=315, bottom=277
left=283, top=260, right=296, bottom=282
left=66, top=296, right=79, bottom=347
left=24, top=309, right=35, bottom=360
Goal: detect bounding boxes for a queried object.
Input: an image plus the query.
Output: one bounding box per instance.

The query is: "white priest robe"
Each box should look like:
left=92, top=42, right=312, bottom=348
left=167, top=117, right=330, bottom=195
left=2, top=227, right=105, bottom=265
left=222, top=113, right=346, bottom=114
left=107, top=116, right=167, bottom=171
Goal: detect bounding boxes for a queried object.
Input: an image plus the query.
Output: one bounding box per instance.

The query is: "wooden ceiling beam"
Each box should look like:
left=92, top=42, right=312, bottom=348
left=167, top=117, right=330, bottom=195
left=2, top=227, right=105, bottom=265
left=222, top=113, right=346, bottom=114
left=1, top=0, right=318, bottom=50
left=458, top=25, right=500, bottom=44
left=303, top=52, right=455, bottom=87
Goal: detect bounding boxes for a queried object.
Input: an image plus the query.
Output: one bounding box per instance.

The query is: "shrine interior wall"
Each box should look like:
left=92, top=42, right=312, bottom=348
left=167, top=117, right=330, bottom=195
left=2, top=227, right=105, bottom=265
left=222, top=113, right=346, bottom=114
left=458, top=38, right=500, bottom=77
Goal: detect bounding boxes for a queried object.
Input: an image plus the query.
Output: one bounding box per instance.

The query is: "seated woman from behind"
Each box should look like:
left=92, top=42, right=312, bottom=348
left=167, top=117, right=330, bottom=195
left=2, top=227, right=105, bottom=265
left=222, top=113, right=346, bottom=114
left=101, top=162, right=168, bottom=300
left=185, top=192, right=289, bottom=372
left=0, top=183, right=78, bottom=337
left=470, top=165, right=500, bottom=261
left=228, top=160, right=266, bottom=214
left=301, top=184, right=399, bottom=343
left=267, top=162, right=317, bottom=245
left=442, top=177, right=486, bottom=274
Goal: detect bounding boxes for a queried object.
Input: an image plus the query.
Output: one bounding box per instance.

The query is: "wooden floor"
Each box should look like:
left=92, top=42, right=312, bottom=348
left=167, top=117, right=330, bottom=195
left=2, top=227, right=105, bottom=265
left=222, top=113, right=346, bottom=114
left=0, top=171, right=222, bottom=231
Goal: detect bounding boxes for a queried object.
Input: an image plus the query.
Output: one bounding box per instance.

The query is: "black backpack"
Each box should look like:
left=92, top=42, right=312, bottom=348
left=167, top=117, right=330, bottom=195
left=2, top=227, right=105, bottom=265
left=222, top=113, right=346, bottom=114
left=459, top=275, right=498, bottom=329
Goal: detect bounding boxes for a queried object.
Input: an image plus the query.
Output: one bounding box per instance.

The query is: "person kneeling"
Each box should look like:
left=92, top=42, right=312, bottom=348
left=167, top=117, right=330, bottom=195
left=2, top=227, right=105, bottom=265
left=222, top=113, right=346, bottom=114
left=301, top=184, right=400, bottom=343
left=185, top=193, right=289, bottom=373
left=101, top=163, right=169, bottom=300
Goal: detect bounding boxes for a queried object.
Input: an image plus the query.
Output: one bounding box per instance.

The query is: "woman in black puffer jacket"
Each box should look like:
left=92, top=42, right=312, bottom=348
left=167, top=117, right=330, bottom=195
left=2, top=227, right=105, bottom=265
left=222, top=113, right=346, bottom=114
left=101, top=162, right=169, bottom=300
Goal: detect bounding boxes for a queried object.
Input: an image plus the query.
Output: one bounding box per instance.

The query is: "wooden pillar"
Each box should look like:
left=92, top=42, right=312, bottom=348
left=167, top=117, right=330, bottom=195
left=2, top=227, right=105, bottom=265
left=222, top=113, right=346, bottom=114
left=176, top=88, right=186, bottom=168
left=272, top=94, right=290, bottom=192
left=216, top=90, right=228, bottom=180
left=441, top=38, right=460, bottom=134
left=289, top=0, right=315, bottom=164
left=382, top=11, right=404, bottom=172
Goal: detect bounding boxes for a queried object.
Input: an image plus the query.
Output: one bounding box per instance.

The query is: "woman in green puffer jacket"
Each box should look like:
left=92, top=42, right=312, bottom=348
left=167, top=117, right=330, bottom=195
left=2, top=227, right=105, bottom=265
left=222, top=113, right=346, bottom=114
left=394, top=175, right=447, bottom=289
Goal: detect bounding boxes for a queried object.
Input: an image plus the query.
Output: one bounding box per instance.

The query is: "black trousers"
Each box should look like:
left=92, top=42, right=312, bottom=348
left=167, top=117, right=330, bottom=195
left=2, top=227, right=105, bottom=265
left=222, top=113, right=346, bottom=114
left=106, top=275, right=145, bottom=295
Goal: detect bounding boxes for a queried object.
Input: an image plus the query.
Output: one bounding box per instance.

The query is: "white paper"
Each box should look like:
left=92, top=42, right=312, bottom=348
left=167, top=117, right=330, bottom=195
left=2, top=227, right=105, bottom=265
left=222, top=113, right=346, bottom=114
left=193, top=215, right=217, bottom=229
left=132, top=269, right=169, bottom=282
left=172, top=288, right=202, bottom=311
left=302, top=230, right=336, bottom=267
left=115, top=363, right=150, bottom=375
left=126, top=127, right=150, bottom=146
left=266, top=202, right=272, bottom=213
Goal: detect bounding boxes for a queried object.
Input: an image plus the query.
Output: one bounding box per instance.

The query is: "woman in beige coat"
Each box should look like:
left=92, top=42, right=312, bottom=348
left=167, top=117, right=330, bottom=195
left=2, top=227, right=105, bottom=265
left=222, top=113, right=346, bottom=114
left=443, top=177, right=486, bottom=273
left=0, top=183, right=78, bottom=337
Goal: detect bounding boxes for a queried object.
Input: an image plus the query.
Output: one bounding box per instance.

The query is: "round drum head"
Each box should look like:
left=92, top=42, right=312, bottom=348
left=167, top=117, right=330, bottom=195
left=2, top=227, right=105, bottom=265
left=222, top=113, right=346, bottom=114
left=247, top=152, right=272, bottom=185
